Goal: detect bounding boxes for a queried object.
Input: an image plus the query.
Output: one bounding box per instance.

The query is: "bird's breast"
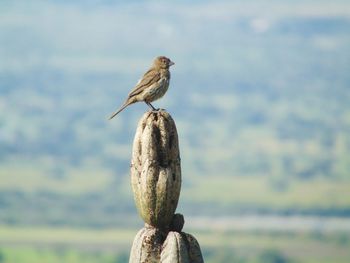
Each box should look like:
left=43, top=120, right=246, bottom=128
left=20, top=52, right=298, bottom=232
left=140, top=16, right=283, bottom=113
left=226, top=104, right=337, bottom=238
left=143, top=77, right=169, bottom=102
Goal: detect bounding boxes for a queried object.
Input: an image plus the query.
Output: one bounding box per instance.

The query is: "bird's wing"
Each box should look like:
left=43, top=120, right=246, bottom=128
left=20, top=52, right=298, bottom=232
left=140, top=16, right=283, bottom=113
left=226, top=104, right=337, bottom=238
left=128, top=68, right=161, bottom=98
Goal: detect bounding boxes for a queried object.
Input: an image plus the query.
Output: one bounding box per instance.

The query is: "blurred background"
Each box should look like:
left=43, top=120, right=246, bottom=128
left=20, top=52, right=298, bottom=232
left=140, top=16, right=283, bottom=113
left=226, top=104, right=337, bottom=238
left=1, top=0, right=350, bottom=262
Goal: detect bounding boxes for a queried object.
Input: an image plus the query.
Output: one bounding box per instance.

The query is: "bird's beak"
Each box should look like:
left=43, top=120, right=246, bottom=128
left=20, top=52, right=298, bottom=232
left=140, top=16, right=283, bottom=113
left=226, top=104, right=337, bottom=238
left=169, top=60, right=175, bottom=66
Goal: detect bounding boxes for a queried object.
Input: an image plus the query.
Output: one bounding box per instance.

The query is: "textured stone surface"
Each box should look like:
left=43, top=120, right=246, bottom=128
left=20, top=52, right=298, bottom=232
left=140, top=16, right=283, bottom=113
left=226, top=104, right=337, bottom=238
left=160, top=231, right=204, bottom=263
left=160, top=232, right=189, bottom=263
left=169, top=213, right=185, bottom=232
left=129, top=110, right=203, bottom=262
left=131, top=110, right=181, bottom=229
left=129, top=227, right=204, bottom=263
left=181, top=232, right=204, bottom=263
left=129, top=227, right=164, bottom=263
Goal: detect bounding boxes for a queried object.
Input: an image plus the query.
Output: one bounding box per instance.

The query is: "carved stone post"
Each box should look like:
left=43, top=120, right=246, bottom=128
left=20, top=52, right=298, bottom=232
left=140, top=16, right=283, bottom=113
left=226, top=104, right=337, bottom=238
left=129, top=110, right=203, bottom=263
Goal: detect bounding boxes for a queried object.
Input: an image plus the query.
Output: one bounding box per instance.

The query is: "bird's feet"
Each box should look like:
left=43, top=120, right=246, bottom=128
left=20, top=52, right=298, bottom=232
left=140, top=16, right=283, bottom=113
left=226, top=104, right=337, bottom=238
left=145, top=102, right=160, bottom=111
left=147, top=108, right=161, bottom=112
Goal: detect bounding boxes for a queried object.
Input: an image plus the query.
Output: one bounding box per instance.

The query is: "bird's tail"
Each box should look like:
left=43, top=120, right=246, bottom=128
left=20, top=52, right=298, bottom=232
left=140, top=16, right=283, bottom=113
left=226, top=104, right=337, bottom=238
left=108, top=100, right=133, bottom=120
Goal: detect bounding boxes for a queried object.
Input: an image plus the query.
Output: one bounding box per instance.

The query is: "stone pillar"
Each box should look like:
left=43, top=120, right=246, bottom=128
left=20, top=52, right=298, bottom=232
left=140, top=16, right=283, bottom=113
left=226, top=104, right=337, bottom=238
left=129, top=110, right=204, bottom=263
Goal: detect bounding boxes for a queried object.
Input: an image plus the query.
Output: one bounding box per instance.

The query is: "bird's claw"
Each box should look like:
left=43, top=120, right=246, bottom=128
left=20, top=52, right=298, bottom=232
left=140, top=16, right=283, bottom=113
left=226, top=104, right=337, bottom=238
left=148, top=108, right=160, bottom=112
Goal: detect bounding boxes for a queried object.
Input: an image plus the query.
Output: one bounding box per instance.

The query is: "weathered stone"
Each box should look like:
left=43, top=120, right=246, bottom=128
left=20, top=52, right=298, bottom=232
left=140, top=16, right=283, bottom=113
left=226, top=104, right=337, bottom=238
left=160, top=231, right=204, bottom=263
left=129, top=110, right=204, bottom=263
left=129, top=227, right=164, bottom=263
left=131, top=110, right=181, bottom=229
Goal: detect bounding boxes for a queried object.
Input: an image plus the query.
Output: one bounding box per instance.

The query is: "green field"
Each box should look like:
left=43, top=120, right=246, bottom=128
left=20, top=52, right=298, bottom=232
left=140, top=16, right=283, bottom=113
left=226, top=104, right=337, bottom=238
left=1, top=160, right=350, bottom=227
left=0, top=225, right=349, bottom=263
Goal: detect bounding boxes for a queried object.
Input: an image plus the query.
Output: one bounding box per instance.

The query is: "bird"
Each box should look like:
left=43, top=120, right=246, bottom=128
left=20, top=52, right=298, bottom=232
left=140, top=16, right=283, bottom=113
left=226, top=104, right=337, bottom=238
left=109, top=56, right=175, bottom=120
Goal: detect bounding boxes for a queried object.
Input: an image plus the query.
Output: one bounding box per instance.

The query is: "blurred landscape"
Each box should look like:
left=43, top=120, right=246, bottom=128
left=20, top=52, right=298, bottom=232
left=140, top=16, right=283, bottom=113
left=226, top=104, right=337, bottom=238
left=1, top=0, right=350, bottom=262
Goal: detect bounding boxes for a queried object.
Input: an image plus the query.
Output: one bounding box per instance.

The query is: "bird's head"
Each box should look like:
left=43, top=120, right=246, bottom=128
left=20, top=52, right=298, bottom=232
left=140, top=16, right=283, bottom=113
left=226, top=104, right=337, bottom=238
left=154, top=56, right=175, bottom=69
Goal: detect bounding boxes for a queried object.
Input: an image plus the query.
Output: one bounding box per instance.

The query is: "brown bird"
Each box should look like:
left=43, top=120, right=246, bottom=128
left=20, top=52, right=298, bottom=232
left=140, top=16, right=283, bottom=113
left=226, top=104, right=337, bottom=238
left=109, top=56, right=175, bottom=119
